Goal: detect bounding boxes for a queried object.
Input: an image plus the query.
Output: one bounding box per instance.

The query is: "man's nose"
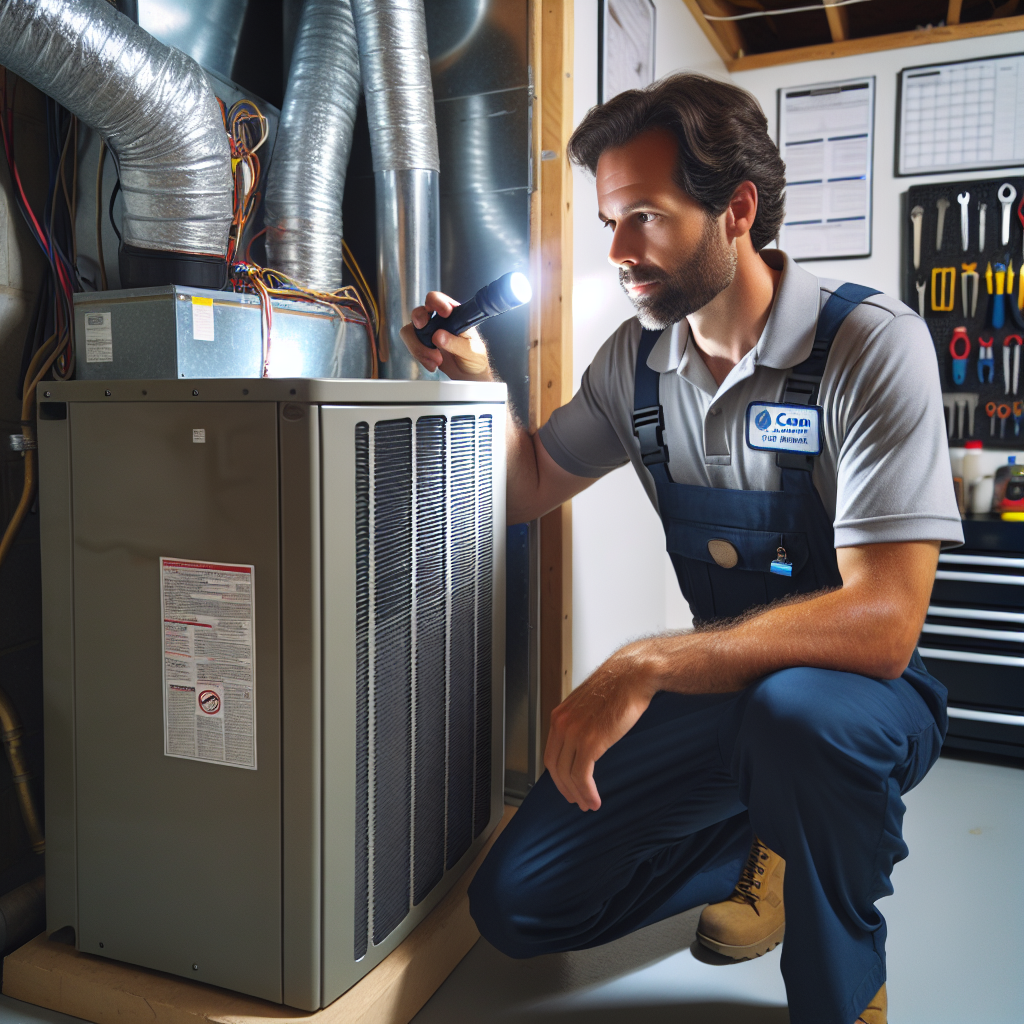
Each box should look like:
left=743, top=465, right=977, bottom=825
left=607, top=225, right=637, bottom=268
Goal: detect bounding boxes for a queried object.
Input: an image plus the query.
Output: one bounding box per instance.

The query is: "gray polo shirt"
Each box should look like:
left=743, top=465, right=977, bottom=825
left=539, top=249, right=963, bottom=549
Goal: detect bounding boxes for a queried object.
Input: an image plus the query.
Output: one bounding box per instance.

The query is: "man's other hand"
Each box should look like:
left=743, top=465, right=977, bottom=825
left=543, top=654, right=656, bottom=812
left=400, top=291, right=493, bottom=380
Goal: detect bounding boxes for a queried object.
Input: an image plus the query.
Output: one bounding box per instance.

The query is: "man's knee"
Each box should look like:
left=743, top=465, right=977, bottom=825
left=742, top=667, right=839, bottom=756
left=468, top=830, right=557, bottom=959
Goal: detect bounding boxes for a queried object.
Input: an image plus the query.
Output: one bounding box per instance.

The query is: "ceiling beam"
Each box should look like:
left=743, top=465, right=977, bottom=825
left=728, top=14, right=1024, bottom=71
left=679, top=0, right=746, bottom=62
left=823, top=0, right=850, bottom=42
left=947, top=0, right=964, bottom=25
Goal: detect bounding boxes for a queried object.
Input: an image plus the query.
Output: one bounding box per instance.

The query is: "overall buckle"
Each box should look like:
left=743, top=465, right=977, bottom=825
left=632, top=405, right=670, bottom=466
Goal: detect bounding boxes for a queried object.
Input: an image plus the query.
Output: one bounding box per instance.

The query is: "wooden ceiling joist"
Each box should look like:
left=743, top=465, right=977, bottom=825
left=678, top=2, right=1024, bottom=73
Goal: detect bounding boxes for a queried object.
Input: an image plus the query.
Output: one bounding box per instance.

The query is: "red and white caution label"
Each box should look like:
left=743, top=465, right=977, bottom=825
left=160, top=557, right=256, bottom=769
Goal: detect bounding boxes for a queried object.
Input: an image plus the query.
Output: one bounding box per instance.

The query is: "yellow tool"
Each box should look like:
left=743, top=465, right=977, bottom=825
left=1009, top=260, right=1016, bottom=299
left=1019, top=263, right=1024, bottom=310
left=931, top=266, right=955, bottom=312
left=986, top=261, right=993, bottom=295
left=961, top=262, right=979, bottom=317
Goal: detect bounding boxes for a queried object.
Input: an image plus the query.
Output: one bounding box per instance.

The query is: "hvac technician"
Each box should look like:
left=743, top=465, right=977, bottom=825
left=401, top=74, right=962, bottom=1024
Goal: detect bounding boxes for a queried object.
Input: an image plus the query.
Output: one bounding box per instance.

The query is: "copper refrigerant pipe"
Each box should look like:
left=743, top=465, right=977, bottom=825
left=0, top=687, right=45, bottom=855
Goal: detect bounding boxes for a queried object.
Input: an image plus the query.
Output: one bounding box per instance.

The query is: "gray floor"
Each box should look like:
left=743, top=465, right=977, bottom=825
left=2, top=755, right=1021, bottom=1024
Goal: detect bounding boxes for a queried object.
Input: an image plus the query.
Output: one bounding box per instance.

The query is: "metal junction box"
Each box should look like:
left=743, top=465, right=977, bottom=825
left=73, top=287, right=375, bottom=381
left=37, top=377, right=506, bottom=1010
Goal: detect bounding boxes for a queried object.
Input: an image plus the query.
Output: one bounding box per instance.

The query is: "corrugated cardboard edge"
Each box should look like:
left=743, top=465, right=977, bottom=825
left=3, top=806, right=514, bottom=1024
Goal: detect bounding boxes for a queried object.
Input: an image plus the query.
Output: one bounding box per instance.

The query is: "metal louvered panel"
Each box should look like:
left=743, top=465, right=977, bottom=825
left=351, top=409, right=498, bottom=959
left=473, top=415, right=493, bottom=838
left=371, top=419, right=413, bottom=945
left=413, top=417, right=447, bottom=904
left=353, top=423, right=370, bottom=962
left=446, top=415, right=477, bottom=870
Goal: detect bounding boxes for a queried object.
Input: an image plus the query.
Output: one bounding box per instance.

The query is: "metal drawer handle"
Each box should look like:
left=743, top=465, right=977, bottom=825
left=928, top=605, right=1024, bottom=624
left=921, top=623, right=1024, bottom=643
left=935, top=570, right=1024, bottom=586
left=948, top=706, right=1024, bottom=727
left=919, top=646, right=1024, bottom=667
left=939, top=553, right=1024, bottom=569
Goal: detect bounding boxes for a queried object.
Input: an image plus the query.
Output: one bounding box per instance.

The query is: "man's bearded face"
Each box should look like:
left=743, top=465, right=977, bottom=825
left=619, top=213, right=737, bottom=330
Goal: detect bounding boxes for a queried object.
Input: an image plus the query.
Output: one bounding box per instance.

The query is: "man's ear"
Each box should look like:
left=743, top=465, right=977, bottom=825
left=723, top=181, right=759, bottom=243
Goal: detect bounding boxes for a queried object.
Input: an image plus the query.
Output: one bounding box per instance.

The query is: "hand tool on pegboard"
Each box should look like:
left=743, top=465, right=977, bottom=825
left=911, top=205, right=924, bottom=269
left=978, top=337, right=994, bottom=383
left=932, top=266, right=955, bottom=312
left=957, top=192, right=970, bottom=251
left=999, top=183, right=1017, bottom=247
left=961, top=263, right=978, bottom=317
left=950, top=327, right=971, bottom=385
left=936, top=196, right=950, bottom=251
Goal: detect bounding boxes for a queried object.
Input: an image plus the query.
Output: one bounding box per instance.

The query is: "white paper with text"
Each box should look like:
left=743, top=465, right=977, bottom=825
left=161, top=557, right=257, bottom=769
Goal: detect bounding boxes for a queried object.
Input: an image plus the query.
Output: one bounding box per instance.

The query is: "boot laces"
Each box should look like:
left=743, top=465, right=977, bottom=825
left=732, top=837, right=772, bottom=906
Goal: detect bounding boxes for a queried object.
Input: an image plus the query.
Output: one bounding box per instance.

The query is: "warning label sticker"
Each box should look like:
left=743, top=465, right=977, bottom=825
left=160, top=557, right=256, bottom=770
left=191, top=296, right=215, bottom=342
left=83, top=311, right=113, bottom=363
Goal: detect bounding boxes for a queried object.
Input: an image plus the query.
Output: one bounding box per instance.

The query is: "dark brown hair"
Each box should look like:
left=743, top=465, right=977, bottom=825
left=567, top=73, right=786, bottom=251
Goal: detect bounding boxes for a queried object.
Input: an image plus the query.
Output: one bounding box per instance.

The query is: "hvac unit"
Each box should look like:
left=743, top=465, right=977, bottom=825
left=38, top=377, right=506, bottom=1010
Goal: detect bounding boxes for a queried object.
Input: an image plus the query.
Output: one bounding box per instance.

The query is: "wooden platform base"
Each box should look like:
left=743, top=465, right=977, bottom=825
left=2, top=808, right=513, bottom=1024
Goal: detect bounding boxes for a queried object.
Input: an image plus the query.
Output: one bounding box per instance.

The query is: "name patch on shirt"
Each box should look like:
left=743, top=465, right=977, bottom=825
left=745, top=402, right=823, bottom=456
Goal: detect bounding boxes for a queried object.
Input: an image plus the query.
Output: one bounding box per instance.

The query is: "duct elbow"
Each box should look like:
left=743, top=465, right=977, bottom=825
left=0, top=0, right=233, bottom=288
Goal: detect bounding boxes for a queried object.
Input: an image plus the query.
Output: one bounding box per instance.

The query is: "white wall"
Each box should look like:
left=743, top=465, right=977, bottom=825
left=732, top=32, right=1024, bottom=295
left=568, top=8, right=1024, bottom=688
left=569, top=1, right=725, bottom=686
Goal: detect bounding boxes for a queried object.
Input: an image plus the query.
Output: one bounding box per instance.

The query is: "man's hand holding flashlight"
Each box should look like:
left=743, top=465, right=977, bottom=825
left=400, top=291, right=494, bottom=381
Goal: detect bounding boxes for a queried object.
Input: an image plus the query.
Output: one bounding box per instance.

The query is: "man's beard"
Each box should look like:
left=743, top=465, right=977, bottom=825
left=619, top=216, right=737, bottom=330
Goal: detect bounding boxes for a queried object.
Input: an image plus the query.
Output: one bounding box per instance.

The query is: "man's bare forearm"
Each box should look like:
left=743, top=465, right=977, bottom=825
left=599, top=541, right=940, bottom=701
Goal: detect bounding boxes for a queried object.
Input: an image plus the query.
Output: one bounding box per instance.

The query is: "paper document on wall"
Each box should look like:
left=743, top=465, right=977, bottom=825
left=160, top=557, right=257, bottom=769
left=897, top=53, right=1024, bottom=175
left=778, top=78, right=874, bottom=261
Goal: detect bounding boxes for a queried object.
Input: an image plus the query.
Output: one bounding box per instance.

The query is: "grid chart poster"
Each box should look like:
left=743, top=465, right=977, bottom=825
left=778, top=78, right=874, bottom=261
left=160, top=557, right=257, bottom=770
left=897, top=54, right=1024, bottom=176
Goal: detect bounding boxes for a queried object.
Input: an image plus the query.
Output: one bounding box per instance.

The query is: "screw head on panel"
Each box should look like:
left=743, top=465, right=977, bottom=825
left=44, top=391, right=51, bottom=397
left=192, top=964, right=199, bottom=971
left=192, top=390, right=199, bottom=396
left=104, top=390, right=111, bottom=397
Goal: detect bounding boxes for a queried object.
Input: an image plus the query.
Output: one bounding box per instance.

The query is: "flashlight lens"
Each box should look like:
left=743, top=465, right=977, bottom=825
left=509, top=272, right=532, bottom=304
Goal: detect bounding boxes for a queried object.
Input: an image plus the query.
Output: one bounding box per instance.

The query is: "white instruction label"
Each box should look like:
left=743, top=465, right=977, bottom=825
left=191, top=297, right=215, bottom=341
left=83, top=311, right=113, bottom=363
left=160, top=557, right=256, bottom=769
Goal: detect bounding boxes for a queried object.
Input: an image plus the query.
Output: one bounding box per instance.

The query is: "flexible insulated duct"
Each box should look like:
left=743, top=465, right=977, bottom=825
left=264, top=0, right=361, bottom=292
left=0, top=0, right=233, bottom=288
left=352, top=0, right=441, bottom=380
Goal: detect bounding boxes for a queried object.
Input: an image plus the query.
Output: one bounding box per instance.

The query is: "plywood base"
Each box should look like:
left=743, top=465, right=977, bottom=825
left=2, top=807, right=514, bottom=1024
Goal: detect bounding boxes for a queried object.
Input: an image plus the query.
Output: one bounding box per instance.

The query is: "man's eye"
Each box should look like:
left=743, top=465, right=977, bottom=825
left=637, top=212, right=655, bottom=224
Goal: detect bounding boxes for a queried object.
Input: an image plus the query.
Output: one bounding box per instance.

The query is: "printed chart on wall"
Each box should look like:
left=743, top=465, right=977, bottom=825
left=160, top=557, right=257, bottom=769
left=778, top=78, right=874, bottom=261
left=897, top=53, right=1024, bottom=176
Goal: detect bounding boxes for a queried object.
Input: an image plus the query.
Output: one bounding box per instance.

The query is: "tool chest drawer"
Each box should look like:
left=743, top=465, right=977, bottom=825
left=918, top=518, right=1024, bottom=759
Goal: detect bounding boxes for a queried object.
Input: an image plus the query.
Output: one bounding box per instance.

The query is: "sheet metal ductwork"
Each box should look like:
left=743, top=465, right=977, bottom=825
left=352, top=0, right=441, bottom=381
left=264, top=0, right=361, bottom=292
left=0, top=0, right=233, bottom=289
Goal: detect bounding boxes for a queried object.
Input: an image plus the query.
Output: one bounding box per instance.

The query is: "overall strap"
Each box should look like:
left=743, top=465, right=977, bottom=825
left=777, top=282, right=880, bottom=471
left=632, top=327, right=670, bottom=471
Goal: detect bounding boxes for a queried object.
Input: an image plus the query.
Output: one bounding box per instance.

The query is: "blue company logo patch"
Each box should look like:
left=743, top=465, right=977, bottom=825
left=745, top=401, right=823, bottom=457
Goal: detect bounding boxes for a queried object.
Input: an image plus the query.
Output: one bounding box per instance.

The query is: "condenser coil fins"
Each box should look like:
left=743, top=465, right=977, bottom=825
left=353, top=413, right=495, bottom=958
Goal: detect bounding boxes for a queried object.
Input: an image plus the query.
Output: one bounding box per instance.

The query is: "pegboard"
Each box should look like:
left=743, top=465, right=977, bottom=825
left=902, top=174, right=1024, bottom=447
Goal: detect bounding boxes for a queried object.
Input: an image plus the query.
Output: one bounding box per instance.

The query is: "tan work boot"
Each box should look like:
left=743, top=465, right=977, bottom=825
left=856, top=984, right=887, bottom=1023
left=696, top=836, right=785, bottom=959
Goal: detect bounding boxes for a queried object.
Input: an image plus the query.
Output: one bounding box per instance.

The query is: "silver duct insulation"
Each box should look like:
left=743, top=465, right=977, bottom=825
left=352, top=0, right=441, bottom=380
left=264, top=0, right=361, bottom=292
left=0, top=0, right=232, bottom=258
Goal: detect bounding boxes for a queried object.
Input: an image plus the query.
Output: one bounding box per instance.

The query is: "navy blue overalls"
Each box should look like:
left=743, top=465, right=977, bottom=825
left=470, top=285, right=948, bottom=1024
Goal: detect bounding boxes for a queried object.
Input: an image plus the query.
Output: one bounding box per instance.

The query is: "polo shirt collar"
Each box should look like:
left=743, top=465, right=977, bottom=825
left=645, top=249, right=822, bottom=376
